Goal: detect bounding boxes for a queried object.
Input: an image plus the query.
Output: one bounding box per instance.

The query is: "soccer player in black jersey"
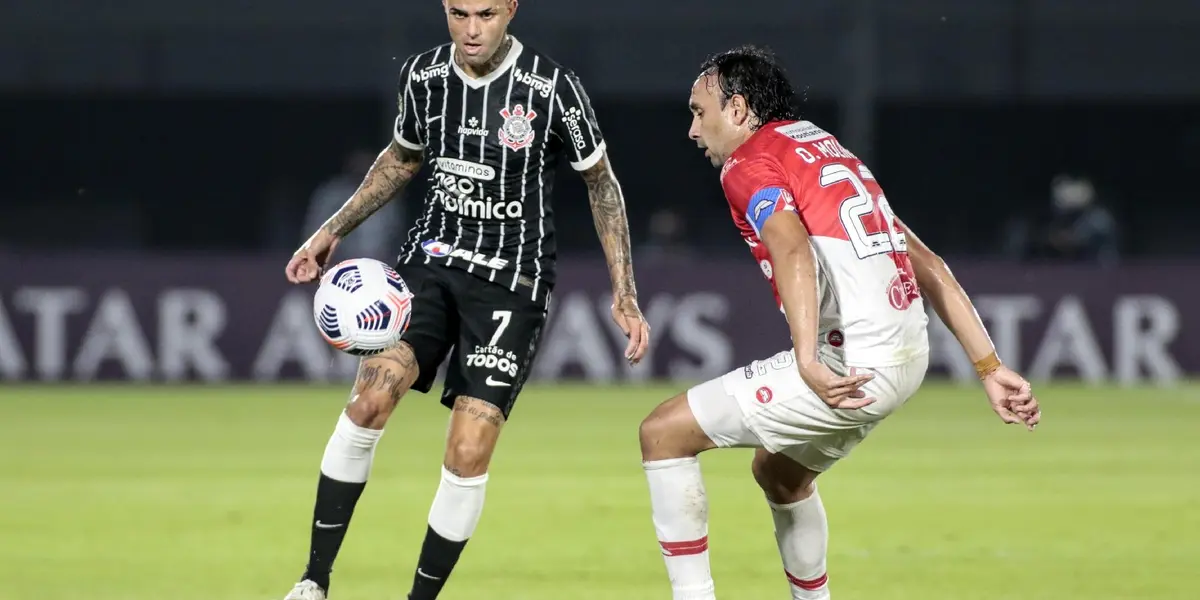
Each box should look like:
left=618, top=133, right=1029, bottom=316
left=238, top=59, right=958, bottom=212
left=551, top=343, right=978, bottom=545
left=281, top=2, right=650, bottom=599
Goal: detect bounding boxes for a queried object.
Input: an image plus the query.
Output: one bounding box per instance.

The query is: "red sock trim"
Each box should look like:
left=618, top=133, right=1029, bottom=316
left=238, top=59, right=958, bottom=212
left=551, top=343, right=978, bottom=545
left=786, top=571, right=828, bottom=590
left=659, top=536, right=709, bottom=556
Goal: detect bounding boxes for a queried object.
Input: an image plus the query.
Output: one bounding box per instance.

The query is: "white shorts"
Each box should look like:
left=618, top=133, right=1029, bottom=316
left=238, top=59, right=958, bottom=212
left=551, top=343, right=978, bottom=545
left=688, top=348, right=929, bottom=472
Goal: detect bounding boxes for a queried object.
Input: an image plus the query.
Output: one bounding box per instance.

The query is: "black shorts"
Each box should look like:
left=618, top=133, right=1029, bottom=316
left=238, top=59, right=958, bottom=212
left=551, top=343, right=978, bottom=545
left=394, top=262, right=548, bottom=419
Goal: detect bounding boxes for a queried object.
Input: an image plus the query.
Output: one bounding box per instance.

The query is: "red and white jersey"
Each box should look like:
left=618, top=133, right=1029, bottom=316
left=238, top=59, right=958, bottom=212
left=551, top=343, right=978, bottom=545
left=720, top=120, right=929, bottom=367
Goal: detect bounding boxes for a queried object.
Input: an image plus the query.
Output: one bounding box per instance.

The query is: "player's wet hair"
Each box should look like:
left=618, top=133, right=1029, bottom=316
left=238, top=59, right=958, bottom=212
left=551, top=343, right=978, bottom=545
left=699, top=45, right=801, bottom=129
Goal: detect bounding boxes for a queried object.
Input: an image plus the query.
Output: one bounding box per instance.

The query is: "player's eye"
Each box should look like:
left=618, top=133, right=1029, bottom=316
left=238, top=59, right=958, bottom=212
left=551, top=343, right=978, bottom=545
left=480, top=11, right=495, bottom=19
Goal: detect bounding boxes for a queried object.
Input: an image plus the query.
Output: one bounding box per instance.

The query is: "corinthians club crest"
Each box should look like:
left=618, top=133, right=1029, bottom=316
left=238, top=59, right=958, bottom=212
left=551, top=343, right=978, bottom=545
left=498, top=104, right=538, bottom=151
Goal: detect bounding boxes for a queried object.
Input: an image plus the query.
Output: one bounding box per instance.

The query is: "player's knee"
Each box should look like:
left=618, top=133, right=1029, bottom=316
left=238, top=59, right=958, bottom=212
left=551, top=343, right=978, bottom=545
left=346, top=343, right=420, bottom=428
left=443, top=437, right=494, bottom=478
left=639, top=394, right=691, bottom=460
left=443, top=397, right=504, bottom=477
left=751, top=450, right=816, bottom=505
left=638, top=413, right=667, bottom=457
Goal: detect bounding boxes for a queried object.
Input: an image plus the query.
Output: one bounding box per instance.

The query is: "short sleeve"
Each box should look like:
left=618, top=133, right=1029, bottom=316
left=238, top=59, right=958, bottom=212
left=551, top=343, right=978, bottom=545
left=393, top=57, right=425, bottom=151
left=553, top=70, right=606, bottom=171
left=721, top=156, right=799, bottom=237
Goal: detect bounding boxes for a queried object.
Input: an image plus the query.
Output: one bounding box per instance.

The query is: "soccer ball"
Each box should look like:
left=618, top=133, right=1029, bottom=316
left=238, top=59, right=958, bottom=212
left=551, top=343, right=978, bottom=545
left=312, top=258, right=415, bottom=356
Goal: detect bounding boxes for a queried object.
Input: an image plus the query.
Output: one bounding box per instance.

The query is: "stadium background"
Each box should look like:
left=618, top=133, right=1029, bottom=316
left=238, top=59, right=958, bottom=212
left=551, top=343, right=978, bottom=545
left=2, top=1, right=1197, bottom=598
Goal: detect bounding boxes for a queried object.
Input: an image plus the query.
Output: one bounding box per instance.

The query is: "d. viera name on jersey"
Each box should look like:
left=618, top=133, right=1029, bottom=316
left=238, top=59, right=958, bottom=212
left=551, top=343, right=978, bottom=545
left=432, top=169, right=523, bottom=220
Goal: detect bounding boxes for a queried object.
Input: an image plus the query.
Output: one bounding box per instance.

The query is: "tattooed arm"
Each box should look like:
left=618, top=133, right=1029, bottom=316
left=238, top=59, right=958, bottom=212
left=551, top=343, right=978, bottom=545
left=581, top=153, right=636, bottom=301
left=321, top=140, right=423, bottom=238
left=285, top=140, right=423, bottom=284
left=581, top=153, right=650, bottom=363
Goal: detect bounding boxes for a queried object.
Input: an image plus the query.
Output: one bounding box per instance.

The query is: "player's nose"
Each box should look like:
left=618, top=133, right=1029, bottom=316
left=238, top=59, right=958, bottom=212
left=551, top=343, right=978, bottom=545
left=465, top=18, right=482, bottom=38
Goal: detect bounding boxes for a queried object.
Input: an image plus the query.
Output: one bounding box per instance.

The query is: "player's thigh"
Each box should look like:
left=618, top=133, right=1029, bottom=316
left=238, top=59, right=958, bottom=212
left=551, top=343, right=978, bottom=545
left=682, top=375, right=765, bottom=452
left=393, top=262, right=458, bottom=394
left=441, top=273, right=548, bottom=419
left=773, top=352, right=930, bottom=473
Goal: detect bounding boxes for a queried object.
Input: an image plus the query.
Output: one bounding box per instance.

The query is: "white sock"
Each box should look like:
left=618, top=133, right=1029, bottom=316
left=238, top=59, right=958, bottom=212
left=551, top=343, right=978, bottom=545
left=643, top=457, right=715, bottom=600
left=769, top=487, right=830, bottom=599
left=427, top=466, right=489, bottom=541
left=319, top=411, right=384, bottom=483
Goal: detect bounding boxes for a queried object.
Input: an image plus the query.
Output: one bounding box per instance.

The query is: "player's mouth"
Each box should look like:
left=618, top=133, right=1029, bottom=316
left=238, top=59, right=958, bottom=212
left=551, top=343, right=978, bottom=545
left=462, top=42, right=486, bottom=56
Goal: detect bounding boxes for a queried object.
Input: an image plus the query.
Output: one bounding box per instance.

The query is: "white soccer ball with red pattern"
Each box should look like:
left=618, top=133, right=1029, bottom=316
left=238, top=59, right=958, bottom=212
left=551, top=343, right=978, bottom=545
left=312, top=258, right=414, bottom=356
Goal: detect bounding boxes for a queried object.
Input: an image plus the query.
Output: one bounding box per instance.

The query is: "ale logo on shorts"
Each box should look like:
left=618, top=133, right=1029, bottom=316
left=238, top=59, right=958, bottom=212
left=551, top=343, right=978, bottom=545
left=498, top=104, right=538, bottom=151
left=755, top=386, right=773, bottom=404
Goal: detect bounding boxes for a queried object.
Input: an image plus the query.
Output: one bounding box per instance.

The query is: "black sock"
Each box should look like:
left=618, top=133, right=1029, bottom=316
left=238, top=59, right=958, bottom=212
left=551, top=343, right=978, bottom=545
left=301, top=473, right=368, bottom=593
left=408, top=526, right=469, bottom=600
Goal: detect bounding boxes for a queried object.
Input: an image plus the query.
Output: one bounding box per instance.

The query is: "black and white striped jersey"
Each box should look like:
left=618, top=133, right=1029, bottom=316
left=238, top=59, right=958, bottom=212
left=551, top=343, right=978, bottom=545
left=392, top=36, right=605, bottom=306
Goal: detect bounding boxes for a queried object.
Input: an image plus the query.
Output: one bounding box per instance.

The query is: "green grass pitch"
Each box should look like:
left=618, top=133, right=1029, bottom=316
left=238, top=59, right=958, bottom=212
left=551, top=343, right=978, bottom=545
left=2, top=381, right=1198, bottom=599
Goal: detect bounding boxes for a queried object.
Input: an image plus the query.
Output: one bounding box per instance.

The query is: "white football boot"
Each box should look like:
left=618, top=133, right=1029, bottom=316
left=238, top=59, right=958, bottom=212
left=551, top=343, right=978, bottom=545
left=282, top=580, right=326, bottom=600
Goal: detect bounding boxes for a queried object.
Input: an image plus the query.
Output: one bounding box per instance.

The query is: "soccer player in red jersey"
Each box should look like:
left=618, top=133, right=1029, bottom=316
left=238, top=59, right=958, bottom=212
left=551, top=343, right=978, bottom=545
left=636, top=45, right=1041, bottom=599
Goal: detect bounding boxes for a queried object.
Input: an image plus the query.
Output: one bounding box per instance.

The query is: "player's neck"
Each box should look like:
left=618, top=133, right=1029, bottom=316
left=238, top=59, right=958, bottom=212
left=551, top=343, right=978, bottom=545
left=456, top=35, right=514, bottom=79
left=727, top=128, right=756, bottom=156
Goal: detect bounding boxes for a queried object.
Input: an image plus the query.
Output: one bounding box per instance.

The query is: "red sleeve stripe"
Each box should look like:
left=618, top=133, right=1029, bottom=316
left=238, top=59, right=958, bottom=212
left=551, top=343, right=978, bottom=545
left=659, top=536, right=709, bottom=556
left=786, top=571, right=828, bottom=590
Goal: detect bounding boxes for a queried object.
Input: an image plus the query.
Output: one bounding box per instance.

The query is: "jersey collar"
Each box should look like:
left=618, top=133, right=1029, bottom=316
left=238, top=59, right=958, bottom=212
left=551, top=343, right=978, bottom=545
left=450, top=35, right=524, bottom=90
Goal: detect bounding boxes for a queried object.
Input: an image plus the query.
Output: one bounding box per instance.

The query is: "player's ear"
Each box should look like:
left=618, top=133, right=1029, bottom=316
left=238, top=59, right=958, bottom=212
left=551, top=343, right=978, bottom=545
left=728, top=94, right=750, bottom=126
left=508, top=0, right=518, bottom=18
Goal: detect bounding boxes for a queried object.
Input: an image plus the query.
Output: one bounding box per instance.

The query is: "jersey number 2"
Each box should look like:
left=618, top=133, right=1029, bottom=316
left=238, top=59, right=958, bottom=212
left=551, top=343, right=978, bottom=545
left=819, top=163, right=907, bottom=261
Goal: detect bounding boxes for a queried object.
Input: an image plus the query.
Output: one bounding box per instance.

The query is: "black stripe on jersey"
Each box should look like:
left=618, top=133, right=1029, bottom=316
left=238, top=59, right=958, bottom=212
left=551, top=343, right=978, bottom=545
left=476, top=54, right=510, bottom=277
left=399, top=45, right=446, bottom=265
left=443, top=61, right=471, bottom=269
left=509, top=55, right=539, bottom=293
left=525, top=59, right=560, bottom=299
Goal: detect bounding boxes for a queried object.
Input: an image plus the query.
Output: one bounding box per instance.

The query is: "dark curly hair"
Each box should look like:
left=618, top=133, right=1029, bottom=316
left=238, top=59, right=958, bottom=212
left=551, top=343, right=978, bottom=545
left=699, top=45, right=801, bottom=129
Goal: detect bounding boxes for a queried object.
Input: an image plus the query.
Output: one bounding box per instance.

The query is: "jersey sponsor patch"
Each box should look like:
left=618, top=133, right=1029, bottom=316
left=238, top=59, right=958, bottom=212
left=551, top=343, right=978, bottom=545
left=498, top=104, right=538, bottom=151
left=746, top=187, right=796, bottom=236
left=773, top=120, right=829, bottom=142
left=421, top=240, right=453, bottom=257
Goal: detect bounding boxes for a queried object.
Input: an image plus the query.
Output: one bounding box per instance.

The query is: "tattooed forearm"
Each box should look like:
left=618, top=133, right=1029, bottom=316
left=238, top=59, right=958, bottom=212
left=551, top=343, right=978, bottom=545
left=582, top=155, right=637, bottom=301
left=322, top=141, right=423, bottom=238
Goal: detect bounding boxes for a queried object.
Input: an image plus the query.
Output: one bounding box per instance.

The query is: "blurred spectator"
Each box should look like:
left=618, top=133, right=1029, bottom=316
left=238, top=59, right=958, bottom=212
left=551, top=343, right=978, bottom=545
left=1041, top=174, right=1119, bottom=265
left=262, top=176, right=306, bottom=252
left=635, top=207, right=694, bottom=262
left=302, top=149, right=404, bottom=263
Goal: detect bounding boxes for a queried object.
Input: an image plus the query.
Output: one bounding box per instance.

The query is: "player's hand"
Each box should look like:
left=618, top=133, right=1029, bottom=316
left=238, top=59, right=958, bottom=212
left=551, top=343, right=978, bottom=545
left=798, top=360, right=875, bottom=410
left=610, top=293, right=650, bottom=365
left=982, top=366, right=1040, bottom=431
left=285, top=230, right=341, bottom=284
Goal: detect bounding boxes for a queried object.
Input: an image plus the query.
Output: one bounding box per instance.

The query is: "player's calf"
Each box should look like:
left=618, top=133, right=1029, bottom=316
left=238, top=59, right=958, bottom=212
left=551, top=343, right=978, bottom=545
left=752, top=449, right=830, bottom=600
left=751, top=447, right=818, bottom=504
left=408, top=396, right=505, bottom=600
left=297, top=343, right=421, bottom=595
left=639, top=392, right=722, bottom=599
